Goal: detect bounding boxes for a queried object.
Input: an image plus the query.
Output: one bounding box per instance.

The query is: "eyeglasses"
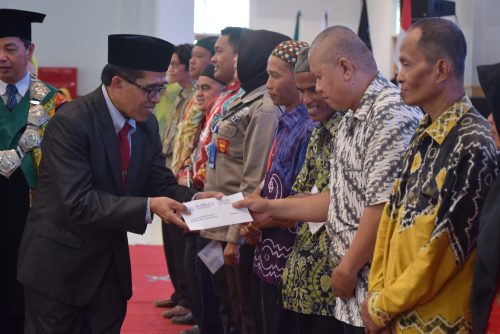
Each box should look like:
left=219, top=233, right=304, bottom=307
left=169, top=62, right=183, bottom=69
left=121, top=76, right=167, bottom=101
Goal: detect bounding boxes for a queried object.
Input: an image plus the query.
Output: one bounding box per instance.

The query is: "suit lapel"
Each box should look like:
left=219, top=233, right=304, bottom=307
left=93, top=88, right=123, bottom=194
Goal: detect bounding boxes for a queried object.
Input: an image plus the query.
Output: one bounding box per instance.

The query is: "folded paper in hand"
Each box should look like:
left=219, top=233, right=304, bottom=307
left=182, top=192, right=253, bottom=231
left=198, top=240, right=224, bottom=274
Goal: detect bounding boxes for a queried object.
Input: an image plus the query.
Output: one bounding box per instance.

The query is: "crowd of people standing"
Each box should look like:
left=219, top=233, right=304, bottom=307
left=1, top=6, right=499, bottom=334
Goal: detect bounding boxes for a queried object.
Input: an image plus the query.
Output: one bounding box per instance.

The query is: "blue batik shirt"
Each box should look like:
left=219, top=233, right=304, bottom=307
left=253, top=103, right=316, bottom=286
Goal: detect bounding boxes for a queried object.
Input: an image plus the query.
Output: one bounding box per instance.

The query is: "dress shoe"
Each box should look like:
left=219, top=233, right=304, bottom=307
left=154, top=298, right=176, bottom=308
left=162, top=305, right=190, bottom=318
left=180, top=325, right=200, bottom=334
left=171, top=312, right=196, bottom=325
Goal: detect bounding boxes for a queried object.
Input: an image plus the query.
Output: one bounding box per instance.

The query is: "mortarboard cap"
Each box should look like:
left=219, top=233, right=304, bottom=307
left=108, top=34, right=174, bottom=72
left=0, top=9, right=45, bottom=41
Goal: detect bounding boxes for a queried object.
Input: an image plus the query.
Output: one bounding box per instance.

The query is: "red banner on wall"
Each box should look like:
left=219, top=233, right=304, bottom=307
left=38, top=67, right=77, bottom=99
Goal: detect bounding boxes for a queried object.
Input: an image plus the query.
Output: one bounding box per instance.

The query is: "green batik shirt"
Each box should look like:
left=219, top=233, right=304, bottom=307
left=281, top=112, right=343, bottom=315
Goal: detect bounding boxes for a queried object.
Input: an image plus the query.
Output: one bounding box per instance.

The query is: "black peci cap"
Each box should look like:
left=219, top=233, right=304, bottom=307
left=108, top=34, right=175, bottom=72
left=200, top=65, right=225, bottom=85
left=0, top=9, right=45, bottom=40
left=195, top=36, right=217, bottom=55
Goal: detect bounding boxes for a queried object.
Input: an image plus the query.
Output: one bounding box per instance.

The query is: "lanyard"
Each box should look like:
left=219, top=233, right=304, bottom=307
left=265, top=128, right=286, bottom=173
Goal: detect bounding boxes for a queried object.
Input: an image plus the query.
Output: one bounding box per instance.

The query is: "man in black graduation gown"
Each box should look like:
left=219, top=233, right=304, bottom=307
left=0, top=9, right=66, bottom=333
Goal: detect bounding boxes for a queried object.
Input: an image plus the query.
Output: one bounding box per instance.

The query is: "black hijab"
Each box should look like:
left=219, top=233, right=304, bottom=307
left=237, top=29, right=290, bottom=95
left=478, top=63, right=500, bottom=126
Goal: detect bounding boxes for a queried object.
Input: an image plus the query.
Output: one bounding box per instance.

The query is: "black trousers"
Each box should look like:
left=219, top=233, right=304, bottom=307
left=251, top=273, right=294, bottom=334
left=226, top=244, right=257, bottom=334
left=1, top=169, right=30, bottom=334
left=161, top=222, right=189, bottom=308
left=340, top=323, right=365, bottom=334
left=193, top=236, right=224, bottom=334
left=199, top=237, right=236, bottom=334
left=294, top=312, right=344, bottom=334
left=23, top=266, right=126, bottom=334
left=184, top=233, right=202, bottom=324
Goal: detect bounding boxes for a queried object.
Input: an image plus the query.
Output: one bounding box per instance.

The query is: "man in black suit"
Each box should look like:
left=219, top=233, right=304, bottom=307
left=17, top=34, right=219, bottom=333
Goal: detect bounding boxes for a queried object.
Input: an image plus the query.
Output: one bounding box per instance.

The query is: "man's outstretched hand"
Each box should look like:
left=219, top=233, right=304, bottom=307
left=151, top=197, right=189, bottom=229
left=233, top=193, right=272, bottom=224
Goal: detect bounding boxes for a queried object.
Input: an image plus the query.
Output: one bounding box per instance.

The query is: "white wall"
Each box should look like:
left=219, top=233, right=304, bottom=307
left=156, top=0, right=195, bottom=45
left=458, top=0, right=500, bottom=86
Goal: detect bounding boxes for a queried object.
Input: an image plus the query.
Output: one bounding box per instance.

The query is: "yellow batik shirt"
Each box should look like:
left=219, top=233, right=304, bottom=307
left=368, top=95, right=498, bottom=333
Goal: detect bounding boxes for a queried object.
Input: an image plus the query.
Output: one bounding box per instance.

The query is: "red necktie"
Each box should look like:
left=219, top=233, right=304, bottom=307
left=118, top=123, right=131, bottom=190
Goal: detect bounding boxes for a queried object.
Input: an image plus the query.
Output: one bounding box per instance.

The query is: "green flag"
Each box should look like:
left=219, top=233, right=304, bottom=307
left=294, top=10, right=301, bottom=40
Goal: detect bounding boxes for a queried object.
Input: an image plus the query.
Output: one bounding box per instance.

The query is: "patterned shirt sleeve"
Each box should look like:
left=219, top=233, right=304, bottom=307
left=367, top=185, right=398, bottom=294
left=363, top=96, right=418, bottom=206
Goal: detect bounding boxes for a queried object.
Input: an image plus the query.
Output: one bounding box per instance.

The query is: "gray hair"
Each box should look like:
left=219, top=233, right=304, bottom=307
left=409, top=18, right=466, bottom=81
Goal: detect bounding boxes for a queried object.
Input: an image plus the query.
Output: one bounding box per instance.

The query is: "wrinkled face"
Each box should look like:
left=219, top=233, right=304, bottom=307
left=115, top=70, right=167, bottom=122
left=212, top=35, right=236, bottom=84
left=266, top=55, right=299, bottom=108
left=0, top=37, right=33, bottom=84
left=168, top=53, right=188, bottom=84
left=309, top=49, right=350, bottom=111
left=295, top=71, right=335, bottom=122
left=487, top=114, right=500, bottom=150
left=195, top=75, right=223, bottom=111
left=397, top=28, right=438, bottom=107
left=189, top=46, right=212, bottom=80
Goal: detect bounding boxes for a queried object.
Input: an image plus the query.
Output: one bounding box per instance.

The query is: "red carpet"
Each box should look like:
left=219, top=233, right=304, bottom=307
left=122, top=245, right=191, bottom=334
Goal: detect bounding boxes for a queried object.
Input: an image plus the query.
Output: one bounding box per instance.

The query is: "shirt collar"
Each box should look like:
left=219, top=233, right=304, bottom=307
left=347, top=72, right=389, bottom=121
left=241, top=84, right=267, bottom=103
left=416, top=94, right=472, bottom=145
left=224, top=79, right=241, bottom=93
left=0, top=72, right=31, bottom=97
left=279, top=103, right=309, bottom=130
left=323, top=112, right=344, bottom=135
left=101, top=85, right=136, bottom=134
left=180, top=83, right=195, bottom=97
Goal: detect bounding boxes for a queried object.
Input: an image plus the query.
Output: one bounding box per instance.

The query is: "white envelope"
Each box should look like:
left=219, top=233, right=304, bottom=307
left=197, top=240, right=224, bottom=274
left=181, top=192, right=253, bottom=231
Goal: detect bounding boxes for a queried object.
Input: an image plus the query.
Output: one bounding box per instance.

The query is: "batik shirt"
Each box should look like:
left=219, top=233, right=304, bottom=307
left=154, top=83, right=181, bottom=137
left=281, top=112, right=343, bottom=316
left=368, top=96, right=498, bottom=333
left=161, top=86, right=194, bottom=168
left=171, top=96, right=202, bottom=175
left=253, top=103, right=315, bottom=286
left=327, top=72, right=422, bottom=326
